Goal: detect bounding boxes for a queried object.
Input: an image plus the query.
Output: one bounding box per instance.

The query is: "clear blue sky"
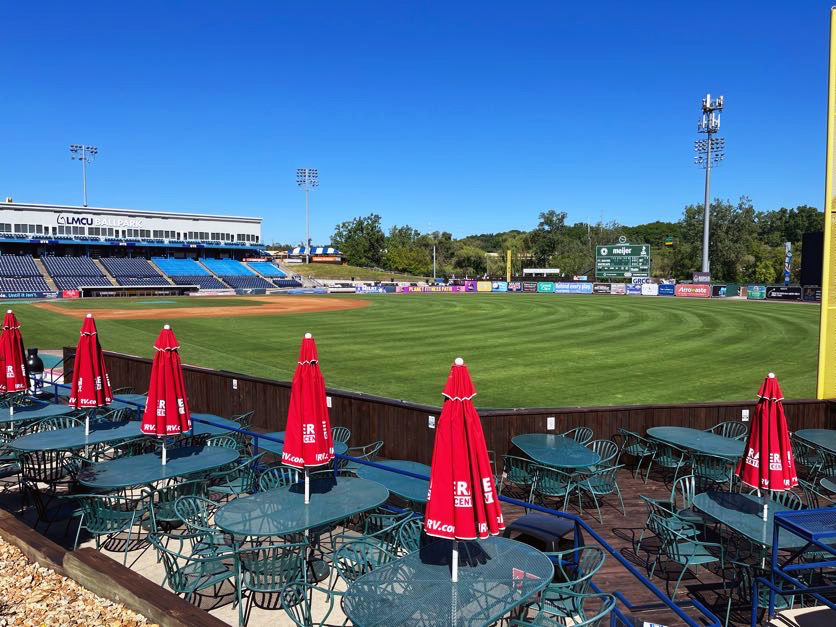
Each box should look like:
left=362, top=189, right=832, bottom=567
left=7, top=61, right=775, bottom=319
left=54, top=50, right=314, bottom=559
left=1, top=1, right=831, bottom=244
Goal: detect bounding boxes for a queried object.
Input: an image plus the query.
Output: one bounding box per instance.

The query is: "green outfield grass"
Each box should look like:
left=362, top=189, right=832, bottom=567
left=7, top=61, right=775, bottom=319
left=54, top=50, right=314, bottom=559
left=8, top=294, right=819, bottom=408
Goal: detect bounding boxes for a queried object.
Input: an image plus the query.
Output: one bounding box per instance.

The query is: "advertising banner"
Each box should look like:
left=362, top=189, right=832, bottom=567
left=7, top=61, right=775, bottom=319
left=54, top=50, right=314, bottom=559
left=610, top=283, right=626, bottom=295
left=553, top=282, right=594, bottom=294
left=491, top=281, right=508, bottom=292
left=355, top=286, right=389, bottom=293
left=640, top=283, right=659, bottom=296
left=62, top=290, right=81, bottom=299
left=711, top=285, right=728, bottom=298
left=463, top=280, right=477, bottom=292
left=658, top=284, right=676, bottom=296
left=675, top=284, right=711, bottom=298
left=507, top=281, right=523, bottom=292
left=766, top=286, right=802, bottom=300
left=537, top=282, right=555, bottom=293
left=803, top=286, right=822, bottom=302
left=593, top=283, right=612, bottom=294
left=0, top=291, right=58, bottom=300
left=476, top=281, right=492, bottom=292
left=693, top=272, right=711, bottom=283
left=747, top=285, right=767, bottom=300
left=626, top=284, right=642, bottom=295
left=243, top=257, right=269, bottom=262
left=522, top=281, right=537, bottom=292
left=632, top=277, right=652, bottom=284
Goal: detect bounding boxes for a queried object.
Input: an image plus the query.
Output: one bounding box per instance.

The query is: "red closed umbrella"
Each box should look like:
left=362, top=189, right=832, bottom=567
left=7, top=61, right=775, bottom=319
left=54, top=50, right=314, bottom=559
left=735, top=373, right=798, bottom=520
left=0, top=310, right=29, bottom=395
left=68, top=314, right=113, bottom=435
left=424, top=357, right=505, bottom=581
left=282, top=333, right=334, bottom=503
left=140, top=324, right=191, bottom=464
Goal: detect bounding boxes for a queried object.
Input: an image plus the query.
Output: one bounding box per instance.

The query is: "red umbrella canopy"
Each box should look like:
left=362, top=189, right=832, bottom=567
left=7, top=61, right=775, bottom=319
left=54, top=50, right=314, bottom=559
left=281, top=333, right=334, bottom=469
left=68, top=314, right=113, bottom=408
left=140, top=325, right=191, bottom=436
left=735, top=373, right=798, bottom=491
left=0, top=310, right=29, bottom=393
left=424, top=358, right=505, bottom=540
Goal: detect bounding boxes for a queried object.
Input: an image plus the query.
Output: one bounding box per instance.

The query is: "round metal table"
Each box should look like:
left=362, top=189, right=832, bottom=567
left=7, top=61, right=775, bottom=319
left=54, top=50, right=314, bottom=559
left=821, top=476, right=836, bottom=494
left=647, top=426, right=744, bottom=459
left=512, top=433, right=600, bottom=468
left=354, top=460, right=430, bottom=504
left=0, top=402, right=76, bottom=426
left=342, top=536, right=554, bottom=626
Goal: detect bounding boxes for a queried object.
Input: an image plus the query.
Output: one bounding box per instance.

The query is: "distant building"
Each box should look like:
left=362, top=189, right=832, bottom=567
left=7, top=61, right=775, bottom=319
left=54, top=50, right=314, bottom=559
left=285, top=246, right=344, bottom=264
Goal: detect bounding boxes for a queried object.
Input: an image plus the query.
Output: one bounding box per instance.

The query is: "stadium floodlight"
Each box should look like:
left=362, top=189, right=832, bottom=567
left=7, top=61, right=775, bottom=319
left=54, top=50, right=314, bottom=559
left=296, top=168, right=319, bottom=263
left=693, top=94, right=725, bottom=274
left=69, top=144, right=98, bottom=207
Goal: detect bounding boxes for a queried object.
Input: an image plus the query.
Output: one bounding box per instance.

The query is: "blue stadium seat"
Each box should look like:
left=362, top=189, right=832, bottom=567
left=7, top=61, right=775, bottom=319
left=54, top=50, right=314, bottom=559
left=0, top=255, right=50, bottom=292
left=41, top=255, right=110, bottom=290
left=151, top=257, right=210, bottom=276
left=246, top=261, right=286, bottom=277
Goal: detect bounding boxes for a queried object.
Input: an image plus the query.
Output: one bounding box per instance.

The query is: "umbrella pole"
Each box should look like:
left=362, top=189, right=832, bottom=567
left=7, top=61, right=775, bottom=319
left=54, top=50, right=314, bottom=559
left=451, top=541, right=459, bottom=583
left=304, top=468, right=310, bottom=504
left=162, top=440, right=167, bottom=465
left=9, top=404, right=13, bottom=431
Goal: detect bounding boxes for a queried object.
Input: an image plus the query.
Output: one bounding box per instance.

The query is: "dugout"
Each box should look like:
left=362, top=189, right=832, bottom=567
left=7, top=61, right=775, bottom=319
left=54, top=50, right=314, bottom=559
left=77, top=284, right=198, bottom=298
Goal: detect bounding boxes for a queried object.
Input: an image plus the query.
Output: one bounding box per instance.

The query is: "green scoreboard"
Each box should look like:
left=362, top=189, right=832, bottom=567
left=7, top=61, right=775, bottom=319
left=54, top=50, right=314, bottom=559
left=595, top=244, right=650, bottom=279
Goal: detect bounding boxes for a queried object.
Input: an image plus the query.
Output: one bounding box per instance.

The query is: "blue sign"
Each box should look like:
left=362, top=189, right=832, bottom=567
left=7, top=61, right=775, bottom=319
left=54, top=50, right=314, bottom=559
left=491, top=281, right=508, bottom=292
left=658, top=284, right=676, bottom=296
left=553, top=282, right=593, bottom=294
left=625, top=284, right=642, bottom=295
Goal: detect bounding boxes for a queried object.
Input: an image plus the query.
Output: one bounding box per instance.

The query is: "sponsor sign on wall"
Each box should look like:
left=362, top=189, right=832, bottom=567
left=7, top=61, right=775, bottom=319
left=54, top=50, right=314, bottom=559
left=765, top=286, right=802, bottom=300
left=803, top=287, right=822, bottom=302
left=522, top=281, right=538, bottom=292
left=747, top=285, right=767, bottom=300
left=507, top=281, right=523, bottom=292
left=463, top=280, right=477, bottom=292
left=632, top=277, right=652, bottom=284
left=675, top=284, right=711, bottom=298
left=593, top=283, right=612, bottom=294
left=640, top=283, right=659, bottom=296
left=693, top=272, right=711, bottom=283
left=62, top=290, right=80, bottom=299
left=536, top=282, right=555, bottom=293
left=491, top=281, right=508, bottom=292
left=0, top=291, right=58, bottom=300
left=476, top=281, right=492, bottom=292
left=610, top=283, right=626, bottom=295
left=658, top=284, right=676, bottom=296
left=711, top=285, right=728, bottom=298
left=355, top=286, right=389, bottom=293
left=625, top=284, right=642, bottom=295
left=552, top=282, right=593, bottom=294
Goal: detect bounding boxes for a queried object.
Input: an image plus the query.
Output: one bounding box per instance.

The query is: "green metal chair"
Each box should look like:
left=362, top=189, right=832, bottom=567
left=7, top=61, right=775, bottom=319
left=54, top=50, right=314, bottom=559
left=561, top=426, right=593, bottom=445
left=574, top=464, right=625, bottom=524
left=73, top=492, right=154, bottom=565
left=0, top=431, right=20, bottom=491
left=112, top=386, right=135, bottom=395
left=585, top=439, right=620, bottom=469
left=396, top=516, right=424, bottom=555
left=690, top=452, right=735, bottom=491
left=206, top=435, right=239, bottom=449
left=668, top=475, right=711, bottom=527
left=206, top=453, right=263, bottom=501
left=280, top=582, right=336, bottom=627
left=706, top=421, right=748, bottom=440
left=498, top=454, right=535, bottom=498
left=723, top=560, right=792, bottom=625
left=332, top=538, right=396, bottom=584
left=799, top=478, right=836, bottom=508
left=512, top=592, right=615, bottom=626
left=257, top=466, right=300, bottom=491
left=528, top=464, right=577, bottom=512
left=648, top=512, right=724, bottom=598
left=614, top=428, right=656, bottom=483
left=339, top=441, right=383, bottom=474
left=237, top=542, right=307, bottom=626
left=791, top=433, right=824, bottom=481
left=30, top=414, right=84, bottom=432
left=147, top=532, right=241, bottom=624
left=745, top=488, right=803, bottom=511
left=174, top=495, right=233, bottom=554
left=645, top=442, right=688, bottom=484
left=331, top=426, right=351, bottom=445
left=359, top=508, right=413, bottom=554
left=539, top=546, right=605, bottom=615
left=143, top=480, right=206, bottom=532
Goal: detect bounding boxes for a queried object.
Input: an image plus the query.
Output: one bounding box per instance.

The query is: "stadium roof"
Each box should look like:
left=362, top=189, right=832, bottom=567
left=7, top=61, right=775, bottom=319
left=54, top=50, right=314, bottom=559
left=1, top=201, right=261, bottom=223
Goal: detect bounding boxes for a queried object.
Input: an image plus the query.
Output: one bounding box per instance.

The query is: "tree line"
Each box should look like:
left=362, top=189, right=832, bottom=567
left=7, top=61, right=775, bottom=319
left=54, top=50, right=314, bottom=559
left=273, top=199, right=823, bottom=283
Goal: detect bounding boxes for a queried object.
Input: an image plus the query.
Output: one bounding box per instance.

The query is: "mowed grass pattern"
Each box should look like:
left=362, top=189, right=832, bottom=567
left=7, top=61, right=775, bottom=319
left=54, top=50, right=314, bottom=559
left=6, top=294, right=819, bottom=408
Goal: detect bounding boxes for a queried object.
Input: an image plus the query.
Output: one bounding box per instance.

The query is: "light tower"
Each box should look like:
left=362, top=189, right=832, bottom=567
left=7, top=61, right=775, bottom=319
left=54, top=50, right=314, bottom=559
left=69, top=144, right=98, bottom=207
left=296, top=168, right=319, bottom=264
left=694, top=94, right=725, bottom=274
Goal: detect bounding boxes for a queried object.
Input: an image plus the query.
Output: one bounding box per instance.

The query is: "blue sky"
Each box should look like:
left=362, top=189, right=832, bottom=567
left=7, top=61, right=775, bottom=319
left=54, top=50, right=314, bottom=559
left=1, top=2, right=831, bottom=244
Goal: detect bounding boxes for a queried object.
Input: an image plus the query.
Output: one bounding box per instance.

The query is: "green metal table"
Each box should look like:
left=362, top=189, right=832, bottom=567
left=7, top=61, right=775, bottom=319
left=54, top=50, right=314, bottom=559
left=647, top=426, right=744, bottom=459
left=0, top=402, right=76, bottom=426
left=10, top=414, right=242, bottom=451
left=256, top=431, right=348, bottom=457
left=342, top=536, right=554, bottom=626
left=77, top=445, right=239, bottom=490
left=512, top=433, right=600, bottom=468
left=214, top=477, right=389, bottom=537
left=107, top=393, right=148, bottom=409
left=354, top=460, right=430, bottom=504
left=794, top=429, right=836, bottom=455
left=821, top=476, right=836, bottom=494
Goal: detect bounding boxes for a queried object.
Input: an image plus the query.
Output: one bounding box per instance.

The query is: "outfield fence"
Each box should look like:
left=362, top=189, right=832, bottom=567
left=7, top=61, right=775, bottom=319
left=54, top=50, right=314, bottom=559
left=63, top=348, right=836, bottom=464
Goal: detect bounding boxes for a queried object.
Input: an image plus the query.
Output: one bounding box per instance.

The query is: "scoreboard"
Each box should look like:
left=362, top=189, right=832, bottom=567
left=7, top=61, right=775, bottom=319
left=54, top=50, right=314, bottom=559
left=595, top=244, right=650, bottom=279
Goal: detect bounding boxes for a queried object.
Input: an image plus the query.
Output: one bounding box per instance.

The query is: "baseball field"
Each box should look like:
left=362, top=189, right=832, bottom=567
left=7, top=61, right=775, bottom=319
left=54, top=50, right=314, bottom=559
left=4, top=293, right=819, bottom=408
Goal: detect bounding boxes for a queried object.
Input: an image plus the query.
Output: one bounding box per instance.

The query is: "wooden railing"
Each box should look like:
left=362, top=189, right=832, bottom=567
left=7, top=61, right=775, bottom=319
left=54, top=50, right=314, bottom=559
left=64, top=348, right=836, bottom=464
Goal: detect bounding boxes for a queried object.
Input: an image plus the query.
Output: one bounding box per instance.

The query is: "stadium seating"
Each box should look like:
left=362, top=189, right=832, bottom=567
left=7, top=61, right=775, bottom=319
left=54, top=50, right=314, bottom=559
left=151, top=257, right=210, bottom=276
left=246, top=261, right=286, bottom=277
left=169, top=275, right=229, bottom=289
left=100, top=257, right=167, bottom=286
left=0, top=255, right=50, bottom=292
left=201, top=258, right=274, bottom=289
left=41, top=255, right=111, bottom=290
left=273, top=279, right=304, bottom=288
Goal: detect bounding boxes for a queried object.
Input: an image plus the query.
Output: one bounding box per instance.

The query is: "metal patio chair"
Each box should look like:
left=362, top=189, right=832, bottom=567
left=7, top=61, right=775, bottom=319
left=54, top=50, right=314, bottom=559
left=561, top=426, right=593, bottom=445
left=574, top=464, right=625, bottom=524
left=614, top=428, right=656, bottom=483
left=72, top=491, right=154, bottom=565
left=706, top=421, right=748, bottom=440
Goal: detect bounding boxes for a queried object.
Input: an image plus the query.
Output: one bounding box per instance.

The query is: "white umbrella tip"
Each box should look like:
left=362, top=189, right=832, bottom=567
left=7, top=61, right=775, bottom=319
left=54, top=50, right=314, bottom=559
left=5, top=309, right=11, bottom=314
left=768, top=372, right=775, bottom=378
left=454, top=357, right=464, bottom=366
left=86, top=313, right=92, bottom=318
left=163, top=324, right=171, bottom=330
left=304, top=332, right=312, bottom=339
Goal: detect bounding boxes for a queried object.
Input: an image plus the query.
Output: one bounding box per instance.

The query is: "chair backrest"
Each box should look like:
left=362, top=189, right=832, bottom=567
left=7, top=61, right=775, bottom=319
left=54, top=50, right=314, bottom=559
left=32, top=415, right=83, bottom=432
left=258, top=466, right=300, bottom=491
left=502, top=455, right=534, bottom=484
left=568, top=592, right=616, bottom=627
left=396, top=517, right=424, bottom=554
left=708, top=421, right=748, bottom=440
left=670, top=475, right=696, bottom=511
left=653, top=443, right=685, bottom=466
left=232, top=410, right=254, bottom=430
left=691, top=453, right=733, bottom=485
left=280, top=582, right=335, bottom=627
left=206, top=435, right=238, bottom=449
left=544, top=546, right=606, bottom=597
left=76, top=493, right=152, bottom=533
left=583, top=464, right=624, bottom=493
left=563, top=427, right=593, bottom=445
left=112, top=386, right=135, bottom=395
left=333, top=539, right=395, bottom=583
left=238, top=542, right=306, bottom=593
left=148, top=532, right=232, bottom=595
left=770, top=489, right=803, bottom=510
left=20, top=449, right=72, bottom=484
left=587, top=439, right=619, bottom=466
left=532, top=464, right=574, bottom=494
left=174, top=495, right=217, bottom=535
left=144, top=480, right=205, bottom=527
left=798, top=479, right=836, bottom=509
left=331, top=426, right=351, bottom=444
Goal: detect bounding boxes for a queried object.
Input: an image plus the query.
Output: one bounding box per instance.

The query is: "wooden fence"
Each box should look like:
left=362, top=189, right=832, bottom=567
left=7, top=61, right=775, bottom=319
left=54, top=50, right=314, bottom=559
left=64, top=348, right=836, bottom=464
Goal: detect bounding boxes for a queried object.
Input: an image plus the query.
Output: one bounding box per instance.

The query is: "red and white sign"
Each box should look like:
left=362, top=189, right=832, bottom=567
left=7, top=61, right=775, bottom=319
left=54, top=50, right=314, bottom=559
left=674, top=284, right=711, bottom=298
left=62, top=290, right=80, bottom=299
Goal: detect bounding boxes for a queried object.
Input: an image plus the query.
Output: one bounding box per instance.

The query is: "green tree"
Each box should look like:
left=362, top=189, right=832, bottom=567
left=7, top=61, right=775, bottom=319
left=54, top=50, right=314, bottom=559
left=526, top=210, right=568, bottom=266
left=452, top=245, right=487, bottom=277
left=331, top=214, right=386, bottom=267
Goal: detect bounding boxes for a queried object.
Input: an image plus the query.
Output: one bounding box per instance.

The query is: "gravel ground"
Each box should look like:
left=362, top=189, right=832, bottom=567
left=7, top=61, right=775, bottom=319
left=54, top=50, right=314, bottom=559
left=0, top=538, right=153, bottom=626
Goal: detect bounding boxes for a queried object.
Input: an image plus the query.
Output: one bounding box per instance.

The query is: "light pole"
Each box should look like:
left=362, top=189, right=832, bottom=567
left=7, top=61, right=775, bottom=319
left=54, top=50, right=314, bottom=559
left=296, top=168, right=318, bottom=264
left=69, top=144, right=98, bottom=207
left=694, top=94, right=725, bottom=274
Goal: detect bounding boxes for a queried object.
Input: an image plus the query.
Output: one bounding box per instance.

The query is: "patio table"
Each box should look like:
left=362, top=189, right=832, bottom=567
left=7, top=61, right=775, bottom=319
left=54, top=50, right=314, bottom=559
left=214, top=476, right=388, bottom=537
left=77, top=445, right=238, bottom=490
left=342, top=536, right=553, bottom=626
left=10, top=414, right=242, bottom=451
left=821, top=476, right=836, bottom=494
left=107, top=393, right=148, bottom=409
left=0, top=402, right=76, bottom=426
left=794, top=429, right=836, bottom=455
left=646, top=426, right=744, bottom=459
left=255, top=431, right=348, bottom=457
left=354, top=460, right=431, bottom=504
left=512, top=433, right=600, bottom=468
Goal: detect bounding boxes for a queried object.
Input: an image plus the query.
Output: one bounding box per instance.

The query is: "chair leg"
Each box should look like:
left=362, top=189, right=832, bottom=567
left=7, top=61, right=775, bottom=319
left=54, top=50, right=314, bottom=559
left=73, top=513, right=84, bottom=550
left=615, top=483, right=625, bottom=516
left=644, top=458, right=654, bottom=483
left=672, top=560, right=690, bottom=598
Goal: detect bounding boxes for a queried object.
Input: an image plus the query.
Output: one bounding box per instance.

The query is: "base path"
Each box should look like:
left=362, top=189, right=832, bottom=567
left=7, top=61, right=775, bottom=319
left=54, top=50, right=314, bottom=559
left=35, top=296, right=369, bottom=320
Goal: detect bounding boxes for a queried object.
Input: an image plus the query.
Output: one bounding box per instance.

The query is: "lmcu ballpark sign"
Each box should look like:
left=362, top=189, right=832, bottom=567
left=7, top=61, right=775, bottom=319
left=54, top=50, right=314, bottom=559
left=595, top=244, right=650, bottom=279
left=57, top=214, right=143, bottom=227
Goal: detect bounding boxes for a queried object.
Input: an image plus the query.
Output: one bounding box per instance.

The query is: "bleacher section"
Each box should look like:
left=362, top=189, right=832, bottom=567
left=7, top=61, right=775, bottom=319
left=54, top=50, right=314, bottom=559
left=246, top=261, right=286, bottom=278
left=41, top=256, right=111, bottom=290
left=100, top=257, right=167, bottom=286
left=274, top=279, right=304, bottom=288
left=0, top=255, right=50, bottom=292
left=200, top=258, right=274, bottom=289
left=151, top=257, right=228, bottom=289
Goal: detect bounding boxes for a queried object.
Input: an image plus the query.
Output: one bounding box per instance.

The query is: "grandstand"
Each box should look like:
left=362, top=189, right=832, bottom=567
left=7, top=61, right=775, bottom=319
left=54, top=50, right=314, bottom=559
left=200, top=258, right=274, bottom=289
left=100, top=257, right=168, bottom=286
left=246, top=260, right=286, bottom=278
left=0, top=254, right=50, bottom=292
left=151, top=257, right=228, bottom=290
left=41, top=255, right=111, bottom=290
